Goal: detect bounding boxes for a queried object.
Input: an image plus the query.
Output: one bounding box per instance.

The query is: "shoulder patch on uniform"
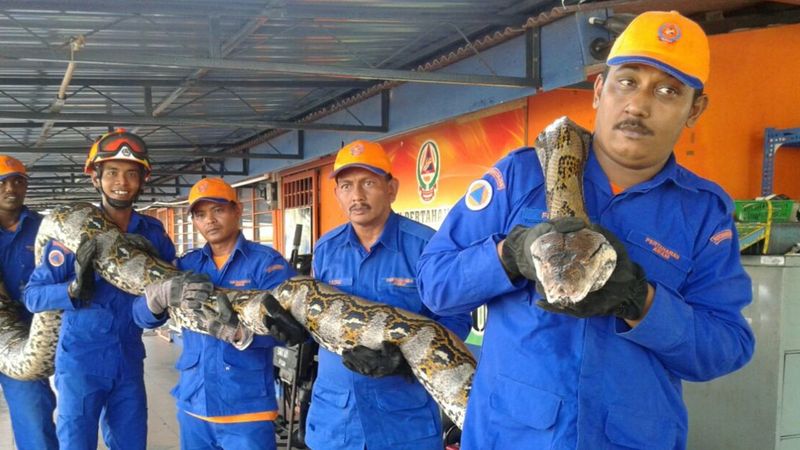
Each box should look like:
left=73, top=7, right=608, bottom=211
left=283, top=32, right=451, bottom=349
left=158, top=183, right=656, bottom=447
left=48, top=249, right=65, bottom=267
left=464, top=179, right=493, bottom=211
left=385, top=277, right=414, bottom=287
left=710, top=229, right=733, bottom=245
left=266, top=263, right=285, bottom=273
left=485, top=167, right=505, bottom=191
left=229, top=279, right=251, bottom=288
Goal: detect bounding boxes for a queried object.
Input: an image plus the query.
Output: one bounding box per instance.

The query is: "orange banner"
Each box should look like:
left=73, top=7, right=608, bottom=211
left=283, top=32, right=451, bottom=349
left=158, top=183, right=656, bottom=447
left=381, top=107, right=526, bottom=227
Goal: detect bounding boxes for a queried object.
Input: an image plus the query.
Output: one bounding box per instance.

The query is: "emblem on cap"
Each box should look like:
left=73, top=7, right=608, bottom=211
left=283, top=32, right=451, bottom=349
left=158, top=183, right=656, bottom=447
left=120, top=145, right=132, bottom=156
left=416, top=140, right=440, bottom=203
left=350, top=143, right=365, bottom=156
left=658, top=23, right=681, bottom=43
left=197, top=180, right=209, bottom=192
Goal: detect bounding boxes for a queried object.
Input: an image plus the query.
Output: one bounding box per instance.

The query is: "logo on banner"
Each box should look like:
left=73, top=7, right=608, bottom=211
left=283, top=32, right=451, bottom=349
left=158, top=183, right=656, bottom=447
left=416, top=140, right=440, bottom=203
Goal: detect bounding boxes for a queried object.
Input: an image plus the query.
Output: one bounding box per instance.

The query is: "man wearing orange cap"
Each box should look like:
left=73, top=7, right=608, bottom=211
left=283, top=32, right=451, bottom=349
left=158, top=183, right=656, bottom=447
left=417, top=11, right=754, bottom=448
left=305, top=140, right=471, bottom=450
left=0, top=155, right=58, bottom=450
left=132, top=177, right=306, bottom=449
left=25, top=130, right=176, bottom=450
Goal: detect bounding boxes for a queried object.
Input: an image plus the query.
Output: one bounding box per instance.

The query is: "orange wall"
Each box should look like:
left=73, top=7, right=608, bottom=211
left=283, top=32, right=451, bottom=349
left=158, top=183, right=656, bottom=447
left=527, top=88, right=595, bottom=142
left=685, top=23, right=800, bottom=199
left=319, top=162, right=348, bottom=236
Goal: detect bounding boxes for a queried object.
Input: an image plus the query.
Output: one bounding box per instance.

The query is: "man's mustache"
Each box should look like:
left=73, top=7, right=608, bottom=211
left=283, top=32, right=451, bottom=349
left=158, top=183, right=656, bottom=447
left=614, top=119, right=653, bottom=135
left=350, top=203, right=370, bottom=212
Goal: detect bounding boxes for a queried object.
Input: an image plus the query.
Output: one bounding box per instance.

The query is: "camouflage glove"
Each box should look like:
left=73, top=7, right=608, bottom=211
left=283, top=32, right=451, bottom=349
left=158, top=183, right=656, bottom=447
left=342, top=342, right=413, bottom=378
left=67, top=238, right=98, bottom=303
left=143, top=272, right=213, bottom=316
left=259, top=293, right=308, bottom=346
left=501, top=217, right=586, bottom=281
left=535, top=224, right=649, bottom=321
left=187, top=291, right=252, bottom=348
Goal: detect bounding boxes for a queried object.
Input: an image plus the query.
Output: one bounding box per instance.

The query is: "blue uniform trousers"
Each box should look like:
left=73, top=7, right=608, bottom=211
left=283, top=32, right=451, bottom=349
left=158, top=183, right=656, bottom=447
left=54, top=372, right=147, bottom=450
left=177, top=409, right=276, bottom=450
left=0, top=373, right=58, bottom=450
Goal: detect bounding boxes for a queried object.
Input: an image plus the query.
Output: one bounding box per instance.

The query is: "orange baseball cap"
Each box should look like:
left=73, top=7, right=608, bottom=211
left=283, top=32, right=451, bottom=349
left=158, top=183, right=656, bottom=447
left=607, top=10, right=709, bottom=89
left=188, top=177, right=237, bottom=210
left=330, top=140, right=392, bottom=178
left=0, top=155, right=28, bottom=181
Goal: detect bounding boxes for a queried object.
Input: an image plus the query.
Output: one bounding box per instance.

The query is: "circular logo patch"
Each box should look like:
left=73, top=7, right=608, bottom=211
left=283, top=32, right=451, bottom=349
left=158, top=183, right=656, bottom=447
left=658, top=23, right=681, bottom=43
left=48, top=249, right=65, bottom=267
left=350, top=143, right=364, bottom=156
left=464, top=179, right=493, bottom=211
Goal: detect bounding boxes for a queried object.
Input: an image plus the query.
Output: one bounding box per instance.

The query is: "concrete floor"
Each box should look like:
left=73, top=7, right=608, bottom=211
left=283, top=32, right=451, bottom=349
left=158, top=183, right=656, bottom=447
left=0, top=332, right=181, bottom=450
left=0, top=333, right=306, bottom=450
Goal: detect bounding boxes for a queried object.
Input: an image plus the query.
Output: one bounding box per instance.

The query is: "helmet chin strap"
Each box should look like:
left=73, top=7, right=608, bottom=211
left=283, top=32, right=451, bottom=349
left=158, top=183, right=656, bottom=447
left=97, top=182, right=140, bottom=210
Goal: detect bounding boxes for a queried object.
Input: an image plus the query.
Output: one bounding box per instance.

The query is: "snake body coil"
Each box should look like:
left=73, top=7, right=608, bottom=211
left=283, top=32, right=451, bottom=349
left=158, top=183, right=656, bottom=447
left=0, top=203, right=476, bottom=427
left=530, top=117, right=617, bottom=304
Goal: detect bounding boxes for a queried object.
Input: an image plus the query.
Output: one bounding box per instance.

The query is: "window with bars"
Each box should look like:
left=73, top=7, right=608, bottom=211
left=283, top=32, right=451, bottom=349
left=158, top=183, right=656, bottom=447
left=283, top=176, right=313, bottom=209
left=237, top=185, right=274, bottom=247
left=172, top=208, right=205, bottom=256
left=281, top=173, right=315, bottom=256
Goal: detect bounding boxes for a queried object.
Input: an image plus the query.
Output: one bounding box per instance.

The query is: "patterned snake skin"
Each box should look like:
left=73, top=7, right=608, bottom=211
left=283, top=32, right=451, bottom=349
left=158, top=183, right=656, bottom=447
left=529, top=116, right=617, bottom=304
left=0, top=203, right=476, bottom=427
left=256, top=277, right=476, bottom=428
left=0, top=277, right=61, bottom=380
left=0, top=203, right=263, bottom=380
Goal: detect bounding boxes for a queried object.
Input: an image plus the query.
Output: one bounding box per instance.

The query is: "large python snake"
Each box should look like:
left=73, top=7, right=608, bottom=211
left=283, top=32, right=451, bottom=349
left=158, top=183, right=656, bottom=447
left=530, top=116, right=617, bottom=304
left=0, top=116, right=605, bottom=426
left=0, top=202, right=476, bottom=427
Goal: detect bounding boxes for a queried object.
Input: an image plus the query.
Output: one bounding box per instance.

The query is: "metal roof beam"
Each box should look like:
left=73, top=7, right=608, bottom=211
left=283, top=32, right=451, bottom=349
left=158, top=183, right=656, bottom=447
left=0, top=78, right=374, bottom=89
left=0, top=111, right=384, bottom=132
left=12, top=146, right=303, bottom=160
left=0, top=1, right=282, bottom=18
left=150, top=13, right=269, bottom=117
left=26, top=182, right=194, bottom=188
left=27, top=168, right=243, bottom=176
left=0, top=2, right=529, bottom=24
left=2, top=49, right=535, bottom=88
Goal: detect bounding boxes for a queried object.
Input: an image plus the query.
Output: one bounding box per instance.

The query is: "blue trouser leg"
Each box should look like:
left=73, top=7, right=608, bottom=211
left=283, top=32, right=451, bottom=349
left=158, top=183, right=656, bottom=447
left=100, top=375, right=147, bottom=450
left=177, top=409, right=277, bottom=450
left=55, top=371, right=147, bottom=450
left=0, top=373, right=58, bottom=450
left=54, top=372, right=110, bottom=450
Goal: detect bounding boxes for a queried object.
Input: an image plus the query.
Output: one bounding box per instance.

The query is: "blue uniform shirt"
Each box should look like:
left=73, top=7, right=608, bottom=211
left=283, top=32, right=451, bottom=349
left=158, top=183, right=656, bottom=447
left=307, top=212, right=472, bottom=450
left=0, top=207, right=41, bottom=315
left=132, top=233, right=295, bottom=417
left=25, top=211, right=176, bottom=379
left=417, top=146, right=755, bottom=450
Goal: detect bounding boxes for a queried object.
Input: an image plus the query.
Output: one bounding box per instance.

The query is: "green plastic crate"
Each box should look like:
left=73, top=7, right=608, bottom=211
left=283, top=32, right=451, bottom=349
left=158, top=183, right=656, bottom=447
left=734, top=200, right=796, bottom=223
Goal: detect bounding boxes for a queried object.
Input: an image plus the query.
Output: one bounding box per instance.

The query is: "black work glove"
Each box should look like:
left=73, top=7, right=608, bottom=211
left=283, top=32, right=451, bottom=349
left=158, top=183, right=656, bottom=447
left=143, top=272, right=213, bottom=316
left=67, top=238, right=98, bottom=303
left=259, top=293, right=308, bottom=346
left=123, top=233, right=159, bottom=258
left=535, top=224, right=649, bottom=321
left=501, top=217, right=586, bottom=281
left=341, top=342, right=413, bottom=378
